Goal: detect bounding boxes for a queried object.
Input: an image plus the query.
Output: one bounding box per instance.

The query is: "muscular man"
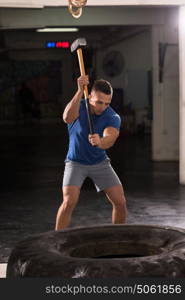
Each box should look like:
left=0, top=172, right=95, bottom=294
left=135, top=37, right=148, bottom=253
left=55, top=75, right=127, bottom=231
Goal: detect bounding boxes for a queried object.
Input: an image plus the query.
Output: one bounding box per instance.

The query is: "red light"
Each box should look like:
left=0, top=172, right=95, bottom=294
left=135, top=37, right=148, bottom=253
left=56, top=41, right=69, bottom=48
left=61, top=42, right=69, bottom=48
left=56, top=42, right=62, bottom=48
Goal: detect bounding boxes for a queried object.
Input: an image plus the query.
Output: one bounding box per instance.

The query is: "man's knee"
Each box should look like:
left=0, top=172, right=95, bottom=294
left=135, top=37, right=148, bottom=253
left=105, top=186, right=126, bottom=207
left=61, top=198, right=77, bottom=213
left=113, top=196, right=126, bottom=208
left=62, top=186, right=79, bottom=211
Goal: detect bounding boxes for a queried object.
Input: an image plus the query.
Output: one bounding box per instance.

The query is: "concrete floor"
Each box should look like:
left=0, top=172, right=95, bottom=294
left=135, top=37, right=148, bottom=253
left=0, top=122, right=185, bottom=264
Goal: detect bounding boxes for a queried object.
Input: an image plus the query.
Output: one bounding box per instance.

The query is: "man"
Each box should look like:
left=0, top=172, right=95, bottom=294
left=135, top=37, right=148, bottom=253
left=55, top=75, right=127, bottom=231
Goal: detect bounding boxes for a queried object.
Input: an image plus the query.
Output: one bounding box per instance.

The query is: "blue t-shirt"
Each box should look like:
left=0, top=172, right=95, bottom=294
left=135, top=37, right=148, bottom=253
left=65, top=100, right=121, bottom=165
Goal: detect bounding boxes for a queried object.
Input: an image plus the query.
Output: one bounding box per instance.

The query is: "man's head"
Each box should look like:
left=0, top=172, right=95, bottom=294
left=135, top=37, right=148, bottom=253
left=89, top=79, right=113, bottom=115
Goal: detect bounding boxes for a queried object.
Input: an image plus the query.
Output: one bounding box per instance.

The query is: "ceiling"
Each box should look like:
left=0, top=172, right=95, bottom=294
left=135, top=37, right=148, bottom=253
left=0, top=25, right=149, bottom=51
left=0, top=0, right=184, bottom=7
left=0, top=0, right=178, bottom=52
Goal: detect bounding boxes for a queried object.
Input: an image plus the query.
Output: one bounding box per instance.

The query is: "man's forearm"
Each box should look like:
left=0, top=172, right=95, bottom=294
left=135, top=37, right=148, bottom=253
left=63, top=90, right=83, bottom=123
left=88, top=128, right=119, bottom=149
left=99, top=136, right=116, bottom=150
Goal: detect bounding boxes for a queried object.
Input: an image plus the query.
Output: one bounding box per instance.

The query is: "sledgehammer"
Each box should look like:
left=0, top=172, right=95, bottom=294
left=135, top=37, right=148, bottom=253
left=71, top=38, right=94, bottom=134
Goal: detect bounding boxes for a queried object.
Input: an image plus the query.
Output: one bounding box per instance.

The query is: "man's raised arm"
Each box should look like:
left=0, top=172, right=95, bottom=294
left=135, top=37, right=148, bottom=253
left=63, top=75, right=89, bottom=124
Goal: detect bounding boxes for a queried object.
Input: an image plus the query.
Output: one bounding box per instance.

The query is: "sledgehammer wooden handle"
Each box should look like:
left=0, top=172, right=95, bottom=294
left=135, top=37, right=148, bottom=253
left=76, top=47, right=94, bottom=135
left=77, top=48, right=89, bottom=99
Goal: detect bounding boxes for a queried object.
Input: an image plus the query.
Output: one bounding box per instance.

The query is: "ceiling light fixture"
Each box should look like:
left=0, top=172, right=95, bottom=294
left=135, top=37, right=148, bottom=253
left=36, top=28, right=79, bottom=32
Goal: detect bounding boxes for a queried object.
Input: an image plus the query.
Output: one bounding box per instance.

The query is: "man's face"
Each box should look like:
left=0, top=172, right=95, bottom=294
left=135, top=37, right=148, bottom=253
left=89, top=90, right=112, bottom=115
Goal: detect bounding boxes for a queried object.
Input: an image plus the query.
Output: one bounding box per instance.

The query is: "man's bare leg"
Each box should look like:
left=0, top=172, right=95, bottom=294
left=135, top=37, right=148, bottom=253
left=55, top=186, right=80, bottom=231
left=104, top=185, right=127, bottom=224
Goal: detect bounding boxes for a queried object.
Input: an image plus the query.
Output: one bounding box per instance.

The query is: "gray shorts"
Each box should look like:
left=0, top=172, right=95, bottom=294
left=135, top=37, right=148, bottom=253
left=63, top=159, right=122, bottom=192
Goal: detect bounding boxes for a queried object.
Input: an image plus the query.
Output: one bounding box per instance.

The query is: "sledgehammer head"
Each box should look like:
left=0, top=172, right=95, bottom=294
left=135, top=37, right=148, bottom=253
left=71, top=38, right=87, bottom=53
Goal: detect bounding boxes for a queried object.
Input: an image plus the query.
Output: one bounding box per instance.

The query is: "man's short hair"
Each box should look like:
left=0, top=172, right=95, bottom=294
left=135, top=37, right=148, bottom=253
left=91, top=79, right=113, bottom=95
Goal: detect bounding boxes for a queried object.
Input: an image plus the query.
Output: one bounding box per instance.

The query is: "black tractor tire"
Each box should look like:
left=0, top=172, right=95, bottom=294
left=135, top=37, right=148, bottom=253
left=6, top=224, right=185, bottom=278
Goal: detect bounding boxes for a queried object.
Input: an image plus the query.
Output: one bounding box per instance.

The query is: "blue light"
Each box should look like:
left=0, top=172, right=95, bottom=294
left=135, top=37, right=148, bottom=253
left=46, top=42, right=55, bottom=48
